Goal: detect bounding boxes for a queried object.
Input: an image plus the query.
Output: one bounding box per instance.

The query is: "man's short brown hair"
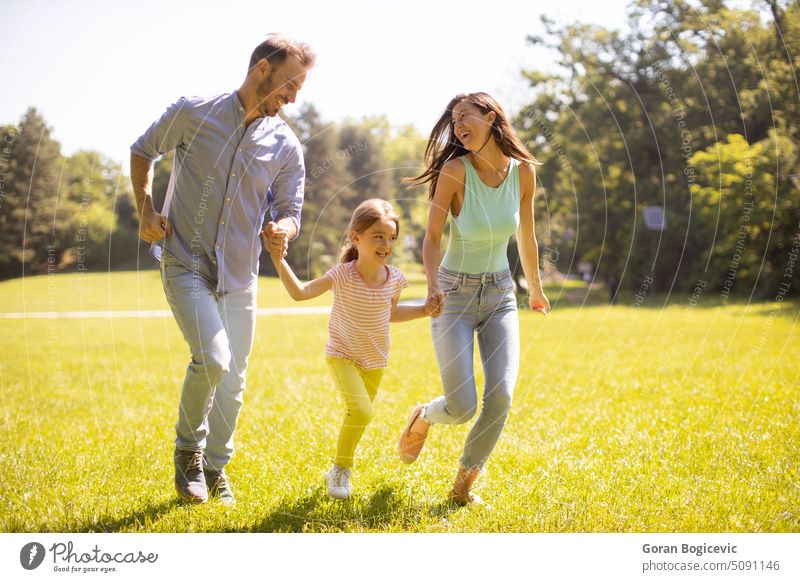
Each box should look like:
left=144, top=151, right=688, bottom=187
left=249, top=34, right=316, bottom=71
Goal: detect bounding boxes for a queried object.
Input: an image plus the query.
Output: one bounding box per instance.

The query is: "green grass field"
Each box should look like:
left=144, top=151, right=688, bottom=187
left=0, top=271, right=798, bottom=532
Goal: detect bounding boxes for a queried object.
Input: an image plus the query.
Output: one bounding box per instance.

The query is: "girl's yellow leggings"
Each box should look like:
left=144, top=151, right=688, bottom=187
left=326, top=356, right=384, bottom=468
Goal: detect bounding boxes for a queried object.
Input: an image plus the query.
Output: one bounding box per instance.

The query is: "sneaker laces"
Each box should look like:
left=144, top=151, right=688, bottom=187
left=332, top=466, right=350, bottom=488
left=186, top=451, right=203, bottom=472
left=215, top=473, right=231, bottom=493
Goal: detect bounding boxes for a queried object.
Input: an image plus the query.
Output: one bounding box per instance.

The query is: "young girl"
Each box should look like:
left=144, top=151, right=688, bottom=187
left=266, top=199, right=433, bottom=500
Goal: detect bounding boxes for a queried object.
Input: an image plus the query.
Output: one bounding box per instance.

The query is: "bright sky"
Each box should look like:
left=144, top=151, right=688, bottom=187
left=1, top=0, right=631, bottom=167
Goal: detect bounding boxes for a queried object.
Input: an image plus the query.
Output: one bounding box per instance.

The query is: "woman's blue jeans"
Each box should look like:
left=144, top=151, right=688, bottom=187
left=425, top=266, right=520, bottom=471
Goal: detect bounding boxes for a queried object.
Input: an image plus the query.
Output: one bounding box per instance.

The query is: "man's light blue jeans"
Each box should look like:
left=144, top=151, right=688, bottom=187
left=425, top=266, right=520, bottom=471
left=161, top=251, right=257, bottom=471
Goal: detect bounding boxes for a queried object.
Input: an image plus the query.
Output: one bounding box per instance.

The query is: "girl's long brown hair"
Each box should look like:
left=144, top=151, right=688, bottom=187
left=404, top=92, right=540, bottom=199
left=340, top=199, right=400, bottom=263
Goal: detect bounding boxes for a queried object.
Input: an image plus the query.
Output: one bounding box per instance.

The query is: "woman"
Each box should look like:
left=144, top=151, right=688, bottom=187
left=398, top=92, right=550, bottom=505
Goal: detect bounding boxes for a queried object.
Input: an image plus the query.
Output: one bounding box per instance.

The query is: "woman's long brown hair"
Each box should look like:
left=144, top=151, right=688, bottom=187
left=404, top=92, right=540, bottom=200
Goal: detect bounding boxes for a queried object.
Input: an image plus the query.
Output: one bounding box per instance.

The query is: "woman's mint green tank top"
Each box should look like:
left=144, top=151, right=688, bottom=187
left=441, top=155, right=521, bottom=274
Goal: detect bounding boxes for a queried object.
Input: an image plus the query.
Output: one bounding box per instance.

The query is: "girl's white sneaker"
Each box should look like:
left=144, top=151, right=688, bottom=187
left=325, top=464, right=352, bottom=500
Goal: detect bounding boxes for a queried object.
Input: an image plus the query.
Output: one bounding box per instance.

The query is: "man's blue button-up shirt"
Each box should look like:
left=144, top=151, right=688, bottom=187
left=131, top=92, right=304, bottom=292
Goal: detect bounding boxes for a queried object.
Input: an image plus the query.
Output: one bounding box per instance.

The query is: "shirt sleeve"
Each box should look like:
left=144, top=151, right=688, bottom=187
left=393, top=269, right=409, bottom=298
left=325, top=263, right=346, bottom=290
left=269, top=139, right=305, bottom=241
left=130, top=97, right=188, bottom=161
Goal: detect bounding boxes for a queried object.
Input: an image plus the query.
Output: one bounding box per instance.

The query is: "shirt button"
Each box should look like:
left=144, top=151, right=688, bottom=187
left=238, top=148, right=243, bottom=152
left=231, top=172, right=236, bottom=177
left=220, top=220, right=225, bottom=225
left=226, top=197, right=231, bottom=202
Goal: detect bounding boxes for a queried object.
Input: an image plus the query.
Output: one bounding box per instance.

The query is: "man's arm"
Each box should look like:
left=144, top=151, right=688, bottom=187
left=275, top=216, right=298, bottom=241
left=130, top=97, right=187, bottom=243
left=131, top=153, right=171, bottom=243
left=268, top=143, right=305, bottom=241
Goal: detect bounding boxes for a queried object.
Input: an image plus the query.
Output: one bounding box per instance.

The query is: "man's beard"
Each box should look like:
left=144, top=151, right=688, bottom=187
left=255, top=72, right=279, bottom=117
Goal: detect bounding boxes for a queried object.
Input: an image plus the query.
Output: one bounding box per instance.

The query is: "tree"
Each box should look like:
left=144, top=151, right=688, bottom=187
left=515, top=0, right=800, bottom=296
left=279, top=104, right=354, bottom=278
left=59, top=151, right=121, bottom=270
left=0, top=108, right=64, bottom=278
left=0, top=109, right=143, bottom=277
left=384, top=124, right=427, bottom=265
left=690, top=133, right=800, bottom=297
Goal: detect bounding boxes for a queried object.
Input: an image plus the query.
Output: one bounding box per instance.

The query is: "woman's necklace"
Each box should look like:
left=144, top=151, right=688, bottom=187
left=471, top=152, right=510, bottom=180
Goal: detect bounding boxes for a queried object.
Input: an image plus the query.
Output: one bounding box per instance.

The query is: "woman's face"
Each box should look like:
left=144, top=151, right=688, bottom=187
left=451, top=101, right=496, bottom=151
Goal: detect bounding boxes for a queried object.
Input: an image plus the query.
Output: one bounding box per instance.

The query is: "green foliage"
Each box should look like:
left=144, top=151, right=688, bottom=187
left=278, top=106, right=427, bottom=279
left=517, top=0, right=800, bottom=297
left=384, top=124, right=428, bottom=264
left=689, top=133, right=800, bottom=295
left=279, top=104, right=356, bottom=278
left=0, top=109, right=63, bottom=278
left=0, top=109, right=135, bottom=278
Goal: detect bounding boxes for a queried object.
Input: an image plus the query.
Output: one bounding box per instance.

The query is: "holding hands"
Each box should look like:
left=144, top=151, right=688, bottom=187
left=424, top=287, right=446, bottom=318
left=262, top=221, right=289, bottom=261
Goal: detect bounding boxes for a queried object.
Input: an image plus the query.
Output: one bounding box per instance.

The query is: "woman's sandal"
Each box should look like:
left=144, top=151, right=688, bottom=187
left=448, top=466, right=488, bottom=507
left=398, top=404, right=430, bottom=464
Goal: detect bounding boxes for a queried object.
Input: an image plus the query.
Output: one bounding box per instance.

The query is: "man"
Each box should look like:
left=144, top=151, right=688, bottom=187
left=130, top=34, right=315, bottom=504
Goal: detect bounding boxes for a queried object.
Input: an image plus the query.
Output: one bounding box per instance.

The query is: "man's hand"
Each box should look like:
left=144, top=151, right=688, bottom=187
left=138, top=205, right=172, bottom=243
left=261, top=221, right=288, bottom=260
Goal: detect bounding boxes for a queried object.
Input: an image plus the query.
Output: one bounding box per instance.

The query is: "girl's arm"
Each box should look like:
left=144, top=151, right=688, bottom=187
left=390, top=295, right=428, bottom=322
left=264, top=226, right=332, bottom=301
left=272, top=255, right=333, bottom=301
left=517, top=163, right=550, bottom=315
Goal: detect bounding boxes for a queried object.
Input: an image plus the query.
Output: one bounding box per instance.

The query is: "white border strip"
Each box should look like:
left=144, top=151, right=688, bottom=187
left=1, top=533, right=797, bottom=581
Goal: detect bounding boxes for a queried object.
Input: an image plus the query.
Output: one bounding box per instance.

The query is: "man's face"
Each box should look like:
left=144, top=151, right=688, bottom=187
left=255, top=55, right=309, bottom=117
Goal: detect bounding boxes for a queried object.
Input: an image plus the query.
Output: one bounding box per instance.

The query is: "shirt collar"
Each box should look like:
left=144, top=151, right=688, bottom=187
left=232, top=91, right=246, bottom=122
left=232, top=91, right=273, bottom=132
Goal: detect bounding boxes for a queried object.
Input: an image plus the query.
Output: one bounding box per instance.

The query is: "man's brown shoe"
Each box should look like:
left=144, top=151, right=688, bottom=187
left=174, top=448, right=207, bottom=504
left=205, top=468, right=235, bottom=506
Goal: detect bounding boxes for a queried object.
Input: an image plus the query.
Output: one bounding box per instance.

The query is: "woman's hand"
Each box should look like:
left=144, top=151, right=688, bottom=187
left=529, top=288, right=550, bottom=315
left=425, top=286, right=446, bottom=318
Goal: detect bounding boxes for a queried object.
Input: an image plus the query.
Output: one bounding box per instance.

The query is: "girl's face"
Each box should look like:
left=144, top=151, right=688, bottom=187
left=451, top=101, right=496, bottom=151
left=352, top=216, right=398, bottom=265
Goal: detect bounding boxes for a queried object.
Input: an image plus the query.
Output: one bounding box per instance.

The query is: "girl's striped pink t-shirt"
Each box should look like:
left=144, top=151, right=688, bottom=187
left=324, top=261, right=408, bottom=369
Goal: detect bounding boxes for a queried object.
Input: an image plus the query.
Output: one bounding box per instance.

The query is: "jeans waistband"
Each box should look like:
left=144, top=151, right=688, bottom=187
left=439, top=266, right=512, bottom=285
